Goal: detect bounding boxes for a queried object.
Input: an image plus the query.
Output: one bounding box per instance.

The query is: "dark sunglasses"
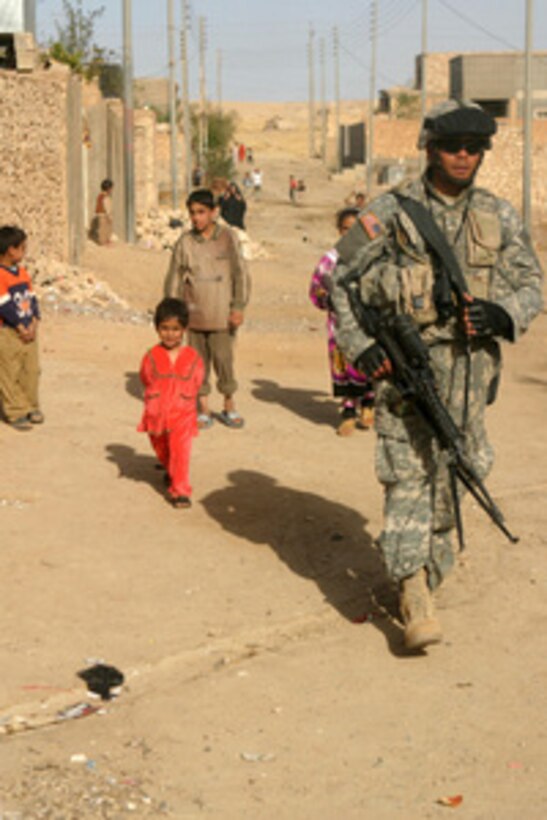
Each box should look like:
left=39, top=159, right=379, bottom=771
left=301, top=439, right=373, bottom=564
left=435, top=138, right=488, bottom=156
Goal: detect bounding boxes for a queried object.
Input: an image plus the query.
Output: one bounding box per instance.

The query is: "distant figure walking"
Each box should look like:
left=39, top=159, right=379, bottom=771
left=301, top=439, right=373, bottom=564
left=90, top=179, right=114, bottom=246
left=219, top=182, right=247, bottom=230
left=238, top=143, right=246, bottom=163
left=252, top=168, right=262, bottom=195
left=289, top=175, right=298, bottom=204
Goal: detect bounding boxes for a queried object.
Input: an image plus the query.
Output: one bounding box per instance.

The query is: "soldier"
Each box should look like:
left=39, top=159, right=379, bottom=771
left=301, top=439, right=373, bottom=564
left=331, top=100, right=543, bottom=651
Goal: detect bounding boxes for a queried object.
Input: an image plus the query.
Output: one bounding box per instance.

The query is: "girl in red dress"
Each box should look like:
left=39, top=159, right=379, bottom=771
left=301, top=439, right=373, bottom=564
left=138, top=298, right=204, bottom=508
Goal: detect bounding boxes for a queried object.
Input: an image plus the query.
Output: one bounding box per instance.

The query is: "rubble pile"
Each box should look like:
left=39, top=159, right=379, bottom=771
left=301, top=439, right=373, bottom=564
left=30, top=255, right=148, bottom=324
left=136, top=209, right=186, bottom=252
left=136, top=209, right=271, bottom=262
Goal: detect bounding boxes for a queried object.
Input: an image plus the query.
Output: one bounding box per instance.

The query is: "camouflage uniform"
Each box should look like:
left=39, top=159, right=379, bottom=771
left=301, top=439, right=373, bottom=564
left=331, top=173, right=543, bottom=589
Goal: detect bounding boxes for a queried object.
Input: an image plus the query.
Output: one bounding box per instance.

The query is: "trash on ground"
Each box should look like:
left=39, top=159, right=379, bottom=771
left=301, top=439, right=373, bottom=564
left=240, top=751, right=276, bottom=763
left=77, top=663, right=125, bottom=700
left=57, top=702, right=99, bottom=721
left=437, top=795, right=464, bottom=808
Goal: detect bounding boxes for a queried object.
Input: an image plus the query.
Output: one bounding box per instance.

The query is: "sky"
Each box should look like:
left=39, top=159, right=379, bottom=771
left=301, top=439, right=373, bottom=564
left=35, top=0, right=547, bottom=102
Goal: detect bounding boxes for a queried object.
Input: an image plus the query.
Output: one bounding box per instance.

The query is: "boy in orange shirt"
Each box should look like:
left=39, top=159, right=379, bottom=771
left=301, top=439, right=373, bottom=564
left=0, top=226, right=43, bottom=431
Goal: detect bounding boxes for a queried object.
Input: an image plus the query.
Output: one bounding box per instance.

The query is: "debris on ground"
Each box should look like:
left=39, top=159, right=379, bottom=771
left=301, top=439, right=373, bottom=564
left=30, top=255, right=148, bottom=324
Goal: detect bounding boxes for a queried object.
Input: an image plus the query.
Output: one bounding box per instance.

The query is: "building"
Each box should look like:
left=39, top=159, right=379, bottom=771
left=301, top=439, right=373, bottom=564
left=450, top=52, right=547, bottom=119
left=0, top=0, right=35, bottom=35
left=380, top=51, right=547, bottom=121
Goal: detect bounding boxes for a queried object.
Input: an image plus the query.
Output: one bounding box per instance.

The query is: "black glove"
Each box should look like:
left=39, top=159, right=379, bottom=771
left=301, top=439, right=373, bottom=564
left=465, top=299, right=513, bottom=340
left=355, top=343, right=391, bottom=379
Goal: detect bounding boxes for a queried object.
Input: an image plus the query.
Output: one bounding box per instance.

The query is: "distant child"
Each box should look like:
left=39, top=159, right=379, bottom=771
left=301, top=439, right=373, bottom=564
left=164, top=188, right=250, bottom=430
left=309, top=208, right=374, bottom=436
left=90, top=178, right=114, bottom=245
left=0, top=225, right=43, bottom=431
left=138, top=298, right=204, bottom=509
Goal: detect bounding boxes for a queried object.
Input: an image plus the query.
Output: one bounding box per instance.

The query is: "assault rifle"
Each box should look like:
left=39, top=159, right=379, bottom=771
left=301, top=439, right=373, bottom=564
left=341, top=270, right=518, bottom=550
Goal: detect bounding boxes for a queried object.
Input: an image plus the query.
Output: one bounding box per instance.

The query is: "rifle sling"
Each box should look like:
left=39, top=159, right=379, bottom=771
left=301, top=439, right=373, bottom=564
left=394, top=193, right=470, bottom=301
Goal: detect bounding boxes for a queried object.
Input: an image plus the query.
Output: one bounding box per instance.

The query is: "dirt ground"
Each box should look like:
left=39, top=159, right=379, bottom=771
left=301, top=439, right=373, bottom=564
left=1, top=152, right=547, bottom=819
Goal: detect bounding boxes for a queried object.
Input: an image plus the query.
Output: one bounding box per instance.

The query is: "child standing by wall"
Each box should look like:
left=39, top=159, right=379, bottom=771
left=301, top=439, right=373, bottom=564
left=164, top=188, right=250, bottom=430
left=90, top=178, right=114, bottom=246
left=0, top=226, right=43, bottom=431
left=138, top=298, right=204, bottom=509
left=309, top=208, right=374, bottom=436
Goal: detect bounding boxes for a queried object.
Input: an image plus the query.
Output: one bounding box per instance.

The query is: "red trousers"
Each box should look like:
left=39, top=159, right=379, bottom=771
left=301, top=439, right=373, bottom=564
left=149, top=427, right=193, bottom=498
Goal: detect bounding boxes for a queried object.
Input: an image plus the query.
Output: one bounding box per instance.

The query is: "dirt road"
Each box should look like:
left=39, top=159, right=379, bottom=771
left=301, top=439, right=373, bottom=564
left=1, top=155, right=547, bottom=818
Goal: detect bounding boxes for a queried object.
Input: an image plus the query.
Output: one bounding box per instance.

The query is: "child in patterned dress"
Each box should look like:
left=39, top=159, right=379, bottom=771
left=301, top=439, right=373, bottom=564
left=309, top=208, right=374, bottom=436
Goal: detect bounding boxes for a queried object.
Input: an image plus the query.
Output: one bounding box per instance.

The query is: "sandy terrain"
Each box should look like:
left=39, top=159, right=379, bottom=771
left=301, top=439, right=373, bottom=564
left=1, top=150, right=547, bottom=819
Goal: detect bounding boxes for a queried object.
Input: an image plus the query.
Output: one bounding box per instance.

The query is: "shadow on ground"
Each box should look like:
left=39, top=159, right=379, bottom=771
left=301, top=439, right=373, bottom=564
left=251, top=378, right=338, bottom=428
left=201, top=469, right=412, bottom=657
left=105, top=443, right=165, bottom=499
left=125, top=371, right=142, bottom=401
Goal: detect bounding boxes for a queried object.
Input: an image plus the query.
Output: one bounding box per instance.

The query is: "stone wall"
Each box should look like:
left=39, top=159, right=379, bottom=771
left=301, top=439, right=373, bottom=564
left=0, top=64, right=75, bottom=261
left=134, top=109, right=158, bottom=216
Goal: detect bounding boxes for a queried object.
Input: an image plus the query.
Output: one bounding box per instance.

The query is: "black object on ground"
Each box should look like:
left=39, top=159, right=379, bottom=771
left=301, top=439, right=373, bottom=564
left=77, top=664, right=125, bottom=700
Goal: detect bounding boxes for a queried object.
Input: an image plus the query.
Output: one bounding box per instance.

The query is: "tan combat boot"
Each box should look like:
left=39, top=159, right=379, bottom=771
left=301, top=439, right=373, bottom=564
left=400, top=568, right=442, bottom=650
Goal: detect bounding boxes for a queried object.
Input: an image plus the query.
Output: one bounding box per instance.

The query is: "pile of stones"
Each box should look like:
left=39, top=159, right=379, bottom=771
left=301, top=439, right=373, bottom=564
left=30, top=255, right=148, bottom=325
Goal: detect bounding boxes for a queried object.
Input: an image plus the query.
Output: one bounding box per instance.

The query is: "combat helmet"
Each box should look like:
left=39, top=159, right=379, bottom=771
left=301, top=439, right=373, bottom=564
left=417, top=99, right=497, bottom=150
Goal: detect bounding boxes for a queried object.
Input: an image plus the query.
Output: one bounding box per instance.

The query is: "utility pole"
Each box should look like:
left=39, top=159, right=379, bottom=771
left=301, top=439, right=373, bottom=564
left=167, top=0, right=178, bottom=209
left=420, top=0, right=428, bottom=172
left=320, top=36, right=327, bottom=163
left=24, top=0, right=36, bottom=36
left=333, top=27, right=341, bottom=172
left=308, top=24, right=316, bottom=158
left=180, top=0, right=192, bottom=193
left=366, top=0, right=377, bottom=195
left=122, top=0, right=135, bottom=243
left=523, top=0, right=533, bottom=234
left=217, top=48, right=222, bottom=110
left=198, top=15, right=207, bottom=170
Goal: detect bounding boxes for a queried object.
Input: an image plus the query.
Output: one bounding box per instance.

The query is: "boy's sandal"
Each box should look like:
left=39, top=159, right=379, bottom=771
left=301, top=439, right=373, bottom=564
left=170, top=495, right=192, bottom=509
left=28, top=410, right=45, bottom=424
left=217, top=410, right=245, bottom=429
left=197, top=413, right=214, bottom=430
left=9, top=416, right=33, bottom=431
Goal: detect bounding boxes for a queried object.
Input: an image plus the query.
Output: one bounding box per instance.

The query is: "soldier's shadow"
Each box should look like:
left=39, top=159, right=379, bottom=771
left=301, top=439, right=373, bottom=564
left=201, top=469, right=408, bottom=657
left=251, top=378, right=338, bottom=428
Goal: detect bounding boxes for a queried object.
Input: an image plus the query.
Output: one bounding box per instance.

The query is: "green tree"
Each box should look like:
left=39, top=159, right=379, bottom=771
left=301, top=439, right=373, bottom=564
left=191, top=108, right=238, bottom=180
left=48, top=0, right=110, bottom=81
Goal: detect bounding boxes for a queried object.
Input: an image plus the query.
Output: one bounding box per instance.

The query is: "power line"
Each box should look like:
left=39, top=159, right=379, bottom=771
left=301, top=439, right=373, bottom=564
left=338, top=40, right=400, bottom=87
left=436, top=0, right=517, bottom=50
left=377, top=0, right=421, bottom=37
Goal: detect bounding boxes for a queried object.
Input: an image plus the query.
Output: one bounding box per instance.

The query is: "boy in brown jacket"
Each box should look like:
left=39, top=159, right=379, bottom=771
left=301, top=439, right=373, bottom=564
left=164, top=189, right=250, bottom=429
